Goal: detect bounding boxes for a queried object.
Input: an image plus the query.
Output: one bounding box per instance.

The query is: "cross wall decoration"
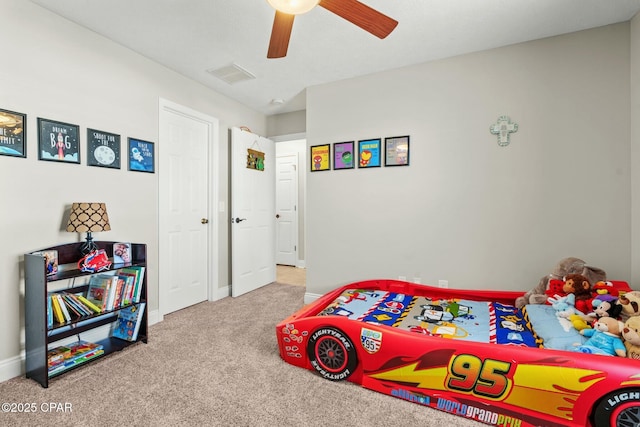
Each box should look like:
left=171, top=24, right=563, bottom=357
left=490, top=115, right=518, bottom=147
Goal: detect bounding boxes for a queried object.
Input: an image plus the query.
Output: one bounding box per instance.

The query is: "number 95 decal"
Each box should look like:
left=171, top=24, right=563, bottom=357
left=447, top=354, right=513, bottom=399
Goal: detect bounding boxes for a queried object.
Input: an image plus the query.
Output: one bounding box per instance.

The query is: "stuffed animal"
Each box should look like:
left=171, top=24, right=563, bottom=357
left=618, top=291, right=640, bottom=322
left=572, top=297, right=622, bottom=331
left=573, top=317, right=626, bottom=356
left=547, top=294, right=577, bottom=318
left=563, top=274, right=593, bottom=314
left=515, top=257, right=606, bottom=309
left=593, top=281, right=619, bottom=298
left=622, top=316, right=640, bottom=359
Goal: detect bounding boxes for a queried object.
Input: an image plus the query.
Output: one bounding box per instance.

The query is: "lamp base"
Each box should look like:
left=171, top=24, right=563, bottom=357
left=80, top=232, right=98, bottom=255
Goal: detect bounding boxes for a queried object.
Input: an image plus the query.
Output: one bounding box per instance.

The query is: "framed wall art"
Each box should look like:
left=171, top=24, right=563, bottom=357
left=128, top=137, right=155, bottom=173
left=0, top=108, right=26, bottom=158
left=87, top=128, right=121, bottom=169
left=38, top=118, right=80, bottom=163
left=333, top=141, right=354, bottom=170
left=358, top=138, right=381, bottom=168
left=384, top=135, right=410, bottom=166
left=310, top=144, right=330, bottom=172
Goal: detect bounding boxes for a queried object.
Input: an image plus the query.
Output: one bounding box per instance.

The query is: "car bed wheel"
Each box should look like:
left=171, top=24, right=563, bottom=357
left=592, top=388, right=640, bottom=427
left=307, top=327, right=357, bottom=381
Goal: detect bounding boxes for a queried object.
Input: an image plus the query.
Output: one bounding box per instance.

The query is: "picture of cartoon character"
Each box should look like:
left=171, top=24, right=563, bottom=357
left=360, top=150, right=372, bottom=167
left=56, top=132, right=65, bottom=159
left=313, top=155, right=322, bottom=170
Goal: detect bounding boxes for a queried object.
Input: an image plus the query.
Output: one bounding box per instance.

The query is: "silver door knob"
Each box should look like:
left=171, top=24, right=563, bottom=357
left=201, top=218, right=209, bottom=224
left=233, top=218, right=247, bottom=223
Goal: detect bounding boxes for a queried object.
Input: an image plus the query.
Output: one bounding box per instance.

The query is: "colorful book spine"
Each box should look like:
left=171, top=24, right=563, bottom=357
left=50, top=294, right=65, bottom=324
left=76, top=294, right=102, bottom=314
left=55, top=294, right=71, bottom=322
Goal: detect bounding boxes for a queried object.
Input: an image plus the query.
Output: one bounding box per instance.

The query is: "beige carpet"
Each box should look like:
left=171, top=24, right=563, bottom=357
left=276, top=265, right=305, bottom=286
left=1, top=283, right=484, bottom=427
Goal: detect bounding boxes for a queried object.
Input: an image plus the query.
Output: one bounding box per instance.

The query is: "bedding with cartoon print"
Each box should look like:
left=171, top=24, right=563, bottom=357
left=317, top=288, right=540, bottom=348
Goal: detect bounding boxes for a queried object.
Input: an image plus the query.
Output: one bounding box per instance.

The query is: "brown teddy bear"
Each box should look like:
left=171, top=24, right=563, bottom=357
left=622, top=316, right=640, bottom=359
left=574, top=317, right=626, bottom=356
left=515, top=257, right=606, bottom=309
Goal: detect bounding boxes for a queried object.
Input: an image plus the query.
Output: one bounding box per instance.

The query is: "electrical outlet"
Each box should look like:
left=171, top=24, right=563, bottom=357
left=438, top=279, right=448, bottom=288
left=398, top=275, right=407, bottom=281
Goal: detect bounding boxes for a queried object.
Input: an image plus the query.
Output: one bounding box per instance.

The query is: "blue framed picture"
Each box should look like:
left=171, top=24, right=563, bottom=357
left=128, top=137, right=154, bottom=173
left=358, top=138, right=381, bottom=168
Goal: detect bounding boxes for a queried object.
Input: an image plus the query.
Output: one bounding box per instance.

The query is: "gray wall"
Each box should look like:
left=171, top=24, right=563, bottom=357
left=632, top=14, right=640, bottom=289
left=0, top=0, right=265, bottom=370
left=306, top=23, right=633, bottom=296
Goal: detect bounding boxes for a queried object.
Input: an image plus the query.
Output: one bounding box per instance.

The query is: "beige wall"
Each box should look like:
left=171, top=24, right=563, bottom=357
left=306, top=23, right=633, bottom=297
left=0, top=0, right=265, bottom=373
left=631, top=14, right=640, bottom=288
left=267, top=110, right=307, bottom=138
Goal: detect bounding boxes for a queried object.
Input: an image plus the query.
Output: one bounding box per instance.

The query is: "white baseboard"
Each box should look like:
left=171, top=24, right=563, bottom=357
left=296, top=260, right=306, bottom=268
left=0, top=354, right=23, bottom=384
left=304, top=291, right=322, bottom=305
left=215, top=285, right=230, bottom=300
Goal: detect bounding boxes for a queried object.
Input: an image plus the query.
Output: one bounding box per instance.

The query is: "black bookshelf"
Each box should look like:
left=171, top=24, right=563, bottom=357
left=24, top=241, right=148, bottom=388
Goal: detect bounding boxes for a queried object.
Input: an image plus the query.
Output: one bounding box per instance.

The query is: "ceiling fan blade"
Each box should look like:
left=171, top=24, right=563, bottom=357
left=268, top=11, right=295, bottom=58
left=319, top=0, right=398, bottom=39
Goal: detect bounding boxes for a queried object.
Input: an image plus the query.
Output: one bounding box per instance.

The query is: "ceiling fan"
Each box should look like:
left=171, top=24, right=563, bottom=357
left=266, top=0, right=398, bottom=58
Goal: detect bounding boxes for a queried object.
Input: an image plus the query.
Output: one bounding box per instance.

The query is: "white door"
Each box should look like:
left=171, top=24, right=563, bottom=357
left=231, top=127, right=275, bottom=297
left=276, top=153, right=298, bottom=266
left=159, top=99, right=219, bottom=314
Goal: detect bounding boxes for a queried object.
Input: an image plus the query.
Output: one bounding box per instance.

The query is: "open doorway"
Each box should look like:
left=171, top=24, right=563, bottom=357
left=276, top=265, right=306, bottom=286
left=275, top=138, right=306, bottom=284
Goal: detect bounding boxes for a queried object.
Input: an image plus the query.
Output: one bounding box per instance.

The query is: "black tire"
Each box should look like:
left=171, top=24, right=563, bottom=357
left=592, top=388, right=640, bottom=427
left=307, top=327, right=358, bottom=381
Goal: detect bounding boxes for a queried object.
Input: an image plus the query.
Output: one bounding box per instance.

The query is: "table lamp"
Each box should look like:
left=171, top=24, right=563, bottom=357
left=66, top=202, right=111, bottom=255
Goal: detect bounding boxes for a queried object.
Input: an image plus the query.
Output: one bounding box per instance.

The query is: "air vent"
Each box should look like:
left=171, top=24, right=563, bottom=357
left=206, top=63, right=256, bottom=84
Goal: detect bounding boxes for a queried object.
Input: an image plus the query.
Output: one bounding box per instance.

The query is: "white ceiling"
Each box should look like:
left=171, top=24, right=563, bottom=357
left=29, top=0, right=640, bottom=116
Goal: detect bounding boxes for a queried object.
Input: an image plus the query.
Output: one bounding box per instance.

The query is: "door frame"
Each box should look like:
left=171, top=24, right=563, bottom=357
left=273, top=135, right=306, bottom=268
left=158, top=98, right=220, bottom=321
left=275, top=152, right=299, bottom=266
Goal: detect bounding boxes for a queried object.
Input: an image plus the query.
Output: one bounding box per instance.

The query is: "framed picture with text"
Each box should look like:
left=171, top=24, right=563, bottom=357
left=87, top=128, right=121, bottom=169
left=358, top=138, right=381, bottom=168
left=333, top=141, right=354, bottom=170
left=384, top=135, right=410, bottom=166
left=38, top=118, right=80, bottom=163
left=310, top=144, right=330, bottom=172
left=128, top=137, right=155, bottom=173
left=0, top=108, right=26, bottom=158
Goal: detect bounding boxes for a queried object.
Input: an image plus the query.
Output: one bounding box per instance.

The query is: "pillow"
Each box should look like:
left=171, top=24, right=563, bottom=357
left=522, top=304, right=586, bottom=351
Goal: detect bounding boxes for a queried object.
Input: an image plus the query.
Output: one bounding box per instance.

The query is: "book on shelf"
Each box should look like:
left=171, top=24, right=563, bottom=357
left=47, top=341, right=104, bottom=375
left=112, top=302, right=146, bottom=342
left=86, top=274, right=117, bottom=312
left=55, top=294, right=71, bottom=322
left=62, top=293, right=92, bottom=317
left=47, top=294, right=53, bottom=329
left=50, top=294, right=65, bottom=324
left=32, top=250, right=58, bottom=276
left=61, top=294, right=90, bottom=317
left=48, top=349, right=104, bottom=376
left=117, top=272, right=136, bottom=306
left=119, top=265, right=145, bottom=303
left=75, top=294, right=102, bottom=314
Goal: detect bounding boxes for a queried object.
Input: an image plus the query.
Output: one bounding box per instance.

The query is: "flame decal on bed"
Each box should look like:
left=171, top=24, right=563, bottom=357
left=368, top=351, right=606, bottom=421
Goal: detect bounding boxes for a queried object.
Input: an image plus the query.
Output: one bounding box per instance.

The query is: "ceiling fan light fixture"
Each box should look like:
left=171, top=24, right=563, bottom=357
left=267, top=0, right=320, bottom=15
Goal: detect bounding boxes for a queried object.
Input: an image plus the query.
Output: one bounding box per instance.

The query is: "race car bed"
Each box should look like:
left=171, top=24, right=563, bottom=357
left=276, top=279, right=640, bottom=427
